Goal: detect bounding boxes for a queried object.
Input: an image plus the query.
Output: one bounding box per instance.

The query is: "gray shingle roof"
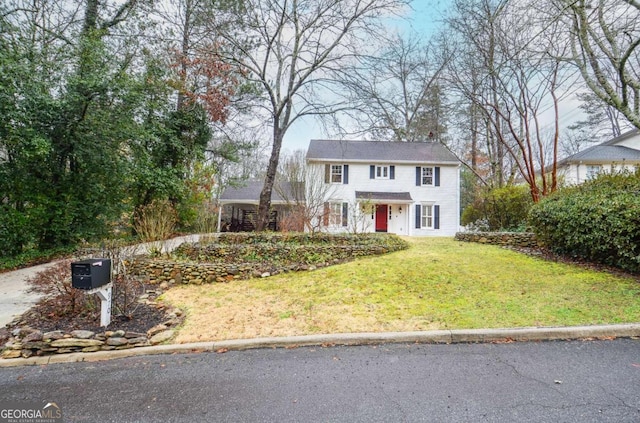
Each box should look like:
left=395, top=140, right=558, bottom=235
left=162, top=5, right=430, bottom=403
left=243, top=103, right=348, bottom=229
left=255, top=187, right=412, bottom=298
left=565, top=145, right=640, bottom=162
left=560, top=129, right=640, bottom=164
left=355, top=191, right=413, bottom=202
left=220, top=180, right=301, bottom=203
left=306, top=139, right=459, bottom=164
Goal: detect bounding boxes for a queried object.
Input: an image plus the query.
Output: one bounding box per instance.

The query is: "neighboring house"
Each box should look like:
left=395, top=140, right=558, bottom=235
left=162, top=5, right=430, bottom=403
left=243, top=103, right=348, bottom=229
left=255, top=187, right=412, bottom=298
left=218, top=180, right=301, bottom=231
left=306, top=139, right=461, bottom=236
left=559, top=129, right=640, bottom=185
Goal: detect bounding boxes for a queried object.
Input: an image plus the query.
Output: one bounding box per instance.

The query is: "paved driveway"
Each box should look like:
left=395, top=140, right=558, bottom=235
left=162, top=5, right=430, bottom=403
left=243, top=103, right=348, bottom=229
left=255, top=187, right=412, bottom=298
left=0, top=234, right=203, bottom=327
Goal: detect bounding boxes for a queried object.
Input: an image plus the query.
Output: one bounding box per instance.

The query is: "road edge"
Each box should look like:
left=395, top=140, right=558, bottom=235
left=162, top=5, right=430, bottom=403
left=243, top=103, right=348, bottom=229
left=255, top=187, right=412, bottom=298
left=2, top=323, right=639, bottom=368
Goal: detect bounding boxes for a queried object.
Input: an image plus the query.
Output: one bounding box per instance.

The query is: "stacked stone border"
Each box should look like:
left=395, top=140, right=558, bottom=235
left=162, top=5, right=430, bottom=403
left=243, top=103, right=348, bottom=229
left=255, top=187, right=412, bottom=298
left=2, top=305, right=183, bottom=360
left=455, top=232, right=541, bottom=248
left=129, top=233, right=409, bottom=285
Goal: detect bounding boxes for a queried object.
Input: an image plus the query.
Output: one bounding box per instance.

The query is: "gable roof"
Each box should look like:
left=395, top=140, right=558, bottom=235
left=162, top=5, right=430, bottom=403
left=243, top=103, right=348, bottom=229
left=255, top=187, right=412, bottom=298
left=306, top=139, right=459, bottom=164
left=560, top=129, right=640, bottom=165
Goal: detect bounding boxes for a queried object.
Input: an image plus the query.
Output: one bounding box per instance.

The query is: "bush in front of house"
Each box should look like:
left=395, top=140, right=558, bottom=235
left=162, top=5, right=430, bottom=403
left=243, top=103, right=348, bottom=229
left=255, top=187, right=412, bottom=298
left=462, top=184, right=533, bottom=231
left=528, top=171, right=640, bottom=273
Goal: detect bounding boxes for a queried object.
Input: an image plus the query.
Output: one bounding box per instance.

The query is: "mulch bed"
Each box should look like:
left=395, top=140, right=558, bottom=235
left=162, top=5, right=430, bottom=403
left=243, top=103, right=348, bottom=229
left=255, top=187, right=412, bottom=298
left=7, top=280, right=171, bottom=336
left=16, top=301, right=168, bottom=334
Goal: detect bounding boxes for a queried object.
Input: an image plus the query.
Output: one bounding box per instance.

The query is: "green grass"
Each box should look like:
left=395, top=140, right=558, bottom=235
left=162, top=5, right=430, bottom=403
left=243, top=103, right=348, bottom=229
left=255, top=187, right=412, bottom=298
left=250, top=237, right=640, bottom=328
left=164, top=237, right=640, bottom=342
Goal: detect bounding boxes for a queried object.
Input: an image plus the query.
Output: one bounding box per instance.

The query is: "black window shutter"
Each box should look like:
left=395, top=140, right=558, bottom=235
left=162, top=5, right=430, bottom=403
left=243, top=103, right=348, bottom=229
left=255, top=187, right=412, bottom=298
left=342, top=203, right=348, bottom=227
left=390, top=165, right=395, bottom=180
left=415, top=204, right=421, bottom=229
left=435, top=167, right=440, bottom=187
left=416, top=167, right=421, bottom=186
left=434, top=205, right=440, bottom=229
left=343, top=165, right=349, bottom=184
left=324, top=164, right=330, bottom=184
left=370, top=165, right=375, bottom=179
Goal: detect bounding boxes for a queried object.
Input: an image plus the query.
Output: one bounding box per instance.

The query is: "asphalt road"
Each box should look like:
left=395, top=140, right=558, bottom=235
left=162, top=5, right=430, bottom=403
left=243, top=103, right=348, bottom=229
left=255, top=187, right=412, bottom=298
left=1, top=339, right=639, bottom=422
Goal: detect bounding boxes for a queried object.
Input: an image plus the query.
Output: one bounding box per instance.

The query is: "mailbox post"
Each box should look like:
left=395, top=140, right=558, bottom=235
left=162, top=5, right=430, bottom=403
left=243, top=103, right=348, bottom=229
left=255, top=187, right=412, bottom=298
left=71, top=259, right=112, bottom=327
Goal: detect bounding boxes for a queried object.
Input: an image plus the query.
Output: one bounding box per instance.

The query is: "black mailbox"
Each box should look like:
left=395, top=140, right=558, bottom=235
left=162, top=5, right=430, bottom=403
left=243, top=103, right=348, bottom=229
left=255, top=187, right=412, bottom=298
left=71, top=259, right=112, bottom=290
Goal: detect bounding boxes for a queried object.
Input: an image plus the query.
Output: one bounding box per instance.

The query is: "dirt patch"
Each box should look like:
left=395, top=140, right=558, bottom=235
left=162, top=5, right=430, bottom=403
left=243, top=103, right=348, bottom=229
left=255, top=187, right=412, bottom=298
left=162, top=282, right=441, bottom=344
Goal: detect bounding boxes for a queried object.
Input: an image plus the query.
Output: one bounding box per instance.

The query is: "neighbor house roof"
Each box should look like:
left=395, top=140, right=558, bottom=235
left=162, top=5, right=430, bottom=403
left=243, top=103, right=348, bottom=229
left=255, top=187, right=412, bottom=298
left=562, top=145, right=640, bottom=163
left=220, top=180, right=302, bottom=204
left=560, top=129, right=640, bottom=165
left=306, top=139, right=459, bottom=164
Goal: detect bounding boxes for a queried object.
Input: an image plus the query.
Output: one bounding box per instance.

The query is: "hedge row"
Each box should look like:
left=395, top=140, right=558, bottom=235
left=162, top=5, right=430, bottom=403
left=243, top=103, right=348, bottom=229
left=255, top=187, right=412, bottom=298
left=528, top=171, right=640, bottom=273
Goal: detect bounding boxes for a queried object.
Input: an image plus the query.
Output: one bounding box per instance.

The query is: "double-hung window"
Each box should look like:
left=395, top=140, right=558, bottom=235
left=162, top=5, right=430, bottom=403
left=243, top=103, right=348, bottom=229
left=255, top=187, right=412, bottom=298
left=331, top=165, right=343, bottom=183
left=415, top=204, right=440, bottom=230
left=422, top=167, right=434, bottom=186
left=421, top=204, right=433, bottom=229
left=328, top=203, right=343, bottom=226
left=325, top=164, right=349, bottom=184
left=416, top=166, right=440, bottom=186
left=325, top=202, right=347, bottom=227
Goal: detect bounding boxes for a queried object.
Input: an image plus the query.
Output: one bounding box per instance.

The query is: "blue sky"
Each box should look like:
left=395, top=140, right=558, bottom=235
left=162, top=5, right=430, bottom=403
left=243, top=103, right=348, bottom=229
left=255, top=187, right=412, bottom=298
left=281, top=0, right=452, bottom=153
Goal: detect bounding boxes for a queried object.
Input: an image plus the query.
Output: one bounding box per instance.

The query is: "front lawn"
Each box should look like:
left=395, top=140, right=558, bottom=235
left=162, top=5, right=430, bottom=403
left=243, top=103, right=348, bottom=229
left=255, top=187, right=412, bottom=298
left=161, top=237, right=640, bottom=343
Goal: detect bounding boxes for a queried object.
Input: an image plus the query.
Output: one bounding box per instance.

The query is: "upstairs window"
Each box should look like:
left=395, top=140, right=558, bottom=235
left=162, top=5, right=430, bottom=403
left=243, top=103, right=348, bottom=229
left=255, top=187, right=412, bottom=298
left=325, top=164, right=349, bottom=184
left=422, top=167, right=434, bottom=186
left=331, top=165, right=343, bottom=183
left=416, top=166, right=440, bottom=186
left=370, top=165, right=395, bottom=180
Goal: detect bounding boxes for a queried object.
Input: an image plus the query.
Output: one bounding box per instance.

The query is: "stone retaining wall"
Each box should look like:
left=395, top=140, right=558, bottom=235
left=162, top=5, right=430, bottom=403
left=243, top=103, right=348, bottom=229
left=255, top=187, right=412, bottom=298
left=455, top=232, right=540, bottom=248
left=1, top=314, right=181, bottom=359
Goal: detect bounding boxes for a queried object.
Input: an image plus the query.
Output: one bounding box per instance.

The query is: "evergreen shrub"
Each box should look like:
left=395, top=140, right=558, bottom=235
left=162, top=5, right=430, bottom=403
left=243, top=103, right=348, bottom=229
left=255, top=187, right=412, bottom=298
left=528, top=171, right=640, bottom=273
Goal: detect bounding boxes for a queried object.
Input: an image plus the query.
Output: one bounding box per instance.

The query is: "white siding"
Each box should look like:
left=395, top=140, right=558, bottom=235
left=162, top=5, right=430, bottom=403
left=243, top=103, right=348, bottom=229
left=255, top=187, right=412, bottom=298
left=562, top=162, right=639, bottom=185
left=309, top=161, right=461, bottom=236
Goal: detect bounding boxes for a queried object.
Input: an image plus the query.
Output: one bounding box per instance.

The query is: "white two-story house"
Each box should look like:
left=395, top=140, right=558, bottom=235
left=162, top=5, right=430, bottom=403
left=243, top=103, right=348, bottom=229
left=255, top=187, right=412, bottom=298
left=306, top=139, right=461, bottom=236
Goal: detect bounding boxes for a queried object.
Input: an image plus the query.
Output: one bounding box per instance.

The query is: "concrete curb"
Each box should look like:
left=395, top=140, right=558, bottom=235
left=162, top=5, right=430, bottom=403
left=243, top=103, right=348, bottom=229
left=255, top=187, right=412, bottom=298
left=1, top=323, right=639, bottom=368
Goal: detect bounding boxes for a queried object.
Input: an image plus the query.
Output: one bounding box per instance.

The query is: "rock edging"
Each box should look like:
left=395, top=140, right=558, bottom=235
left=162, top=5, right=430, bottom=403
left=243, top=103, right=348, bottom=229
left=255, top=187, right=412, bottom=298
left=1, top=309, right=183, bottom=360
left=455, top=231, right=541, bottom=248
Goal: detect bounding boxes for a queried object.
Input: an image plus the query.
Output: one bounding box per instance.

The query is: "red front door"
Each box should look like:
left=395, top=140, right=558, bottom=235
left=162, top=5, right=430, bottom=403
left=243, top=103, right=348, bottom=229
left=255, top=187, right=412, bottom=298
left=375, top=205, right=388, bottom=232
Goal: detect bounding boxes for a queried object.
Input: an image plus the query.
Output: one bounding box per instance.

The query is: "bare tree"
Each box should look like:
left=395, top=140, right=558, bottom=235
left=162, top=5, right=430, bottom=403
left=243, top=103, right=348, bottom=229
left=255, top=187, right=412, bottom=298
left=557, top=0, right=640, bottom=129
left=339, top=33, right=451, bottom=142
left=218, top=0, right=409, bottom=231
left=276, top=150, right=336, bottom=234
left=447, top=0, right=572, bottom=201
left=446, top=0, right=510, bottom=188
left=347, top=198, right=375, bottom=234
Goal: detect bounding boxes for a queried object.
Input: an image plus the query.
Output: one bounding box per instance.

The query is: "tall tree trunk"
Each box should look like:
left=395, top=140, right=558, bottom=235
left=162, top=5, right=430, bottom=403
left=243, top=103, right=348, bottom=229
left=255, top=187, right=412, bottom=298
left=256, top=125, right=284, bottom=231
